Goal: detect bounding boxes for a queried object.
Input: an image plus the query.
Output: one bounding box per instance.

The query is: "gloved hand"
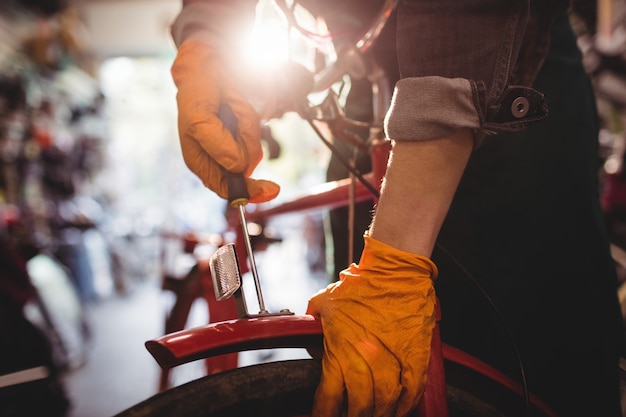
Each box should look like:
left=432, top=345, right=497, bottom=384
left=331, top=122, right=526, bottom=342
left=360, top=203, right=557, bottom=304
left=171, top=39, right=280, bottom=203
left=306, top=235, right=437, bottom=417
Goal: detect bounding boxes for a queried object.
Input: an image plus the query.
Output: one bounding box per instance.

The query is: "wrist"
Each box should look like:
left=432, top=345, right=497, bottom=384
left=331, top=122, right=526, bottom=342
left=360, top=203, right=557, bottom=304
left=361, top=234, right=438, bottom=280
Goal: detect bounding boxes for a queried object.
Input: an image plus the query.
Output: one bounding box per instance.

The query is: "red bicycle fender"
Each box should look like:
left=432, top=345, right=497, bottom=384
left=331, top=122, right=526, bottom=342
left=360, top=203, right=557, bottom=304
left=145, top=315, right=323, bottom=370
left=146, top=313, right=557, bottom=417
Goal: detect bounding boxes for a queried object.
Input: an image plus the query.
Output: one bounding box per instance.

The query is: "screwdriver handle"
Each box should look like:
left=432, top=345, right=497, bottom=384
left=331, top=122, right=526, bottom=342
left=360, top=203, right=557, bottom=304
left=219, top=104, right=250, bottom=207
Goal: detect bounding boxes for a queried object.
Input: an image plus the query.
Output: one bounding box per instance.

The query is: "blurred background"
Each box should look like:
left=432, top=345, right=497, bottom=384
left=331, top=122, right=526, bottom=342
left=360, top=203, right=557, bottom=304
left=0, top=1, right=625, bottom=417
left=0, top=1, right=331, bottom=416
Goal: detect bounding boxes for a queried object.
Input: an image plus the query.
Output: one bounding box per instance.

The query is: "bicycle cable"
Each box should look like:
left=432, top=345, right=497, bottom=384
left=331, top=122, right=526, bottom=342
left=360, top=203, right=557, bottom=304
left=304, top=117, right=381, bottom=198
left=434, top=243, right=530, bottom=416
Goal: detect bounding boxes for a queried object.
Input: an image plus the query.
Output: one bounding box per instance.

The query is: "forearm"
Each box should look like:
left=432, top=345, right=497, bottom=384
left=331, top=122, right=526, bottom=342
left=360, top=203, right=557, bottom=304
left=369, top=129, right=474, bottom=257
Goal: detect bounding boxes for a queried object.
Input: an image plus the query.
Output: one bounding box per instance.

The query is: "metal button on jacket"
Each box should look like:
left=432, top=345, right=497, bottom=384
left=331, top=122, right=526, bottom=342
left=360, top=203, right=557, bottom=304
left=511, top=96, right=530, bottom=119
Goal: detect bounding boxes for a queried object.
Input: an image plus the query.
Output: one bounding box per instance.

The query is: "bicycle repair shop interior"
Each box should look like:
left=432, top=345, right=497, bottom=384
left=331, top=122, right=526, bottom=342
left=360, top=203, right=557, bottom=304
left=0, top=0, right=335, bottom=416
left=0, top=1, right=625, bottom=417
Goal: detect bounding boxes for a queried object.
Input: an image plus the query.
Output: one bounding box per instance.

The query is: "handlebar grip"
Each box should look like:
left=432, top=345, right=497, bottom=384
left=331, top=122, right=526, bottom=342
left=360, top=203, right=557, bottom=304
left=219, top=104, right=250, bottom=207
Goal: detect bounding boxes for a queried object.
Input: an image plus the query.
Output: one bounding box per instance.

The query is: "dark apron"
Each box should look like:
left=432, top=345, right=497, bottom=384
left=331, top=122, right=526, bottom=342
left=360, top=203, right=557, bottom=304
left=433, top=11, right=624, bottom=417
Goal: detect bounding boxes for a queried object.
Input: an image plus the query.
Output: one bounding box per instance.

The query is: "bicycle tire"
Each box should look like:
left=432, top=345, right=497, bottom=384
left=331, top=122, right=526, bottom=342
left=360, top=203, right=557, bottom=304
left=114, top=358, right=520, bottom=417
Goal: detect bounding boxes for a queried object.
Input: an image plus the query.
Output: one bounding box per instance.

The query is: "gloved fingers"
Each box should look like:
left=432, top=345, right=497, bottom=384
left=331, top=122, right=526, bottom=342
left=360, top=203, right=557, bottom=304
left=210, top=175, right=279, bottom=204
left=394, top=352, right=431, bottom=416
left=394, top=309, right=436, bottom=416
left=311, top=349, right=346, bottom=417
left=245, top=177, right=280, bottom=203
left=209, top=174, right=279, bottom=204
left=343, top=342, right=401, bottom=417
left=180, top=135, right=279, bottom=202
left=306, top=281, right=340, bottom=317
left=189, top=109, right=261, bottom=175
left=304, top=289, right=327, bottom=360
left=179, top=134, right=229, bottom=198
left=222, top=88, right=263, bottom=175
left=306, top=290, right=326, bottom=317
left=172, top=40, right=262, bottom=175
left=306, top=265, right=361, bottom=316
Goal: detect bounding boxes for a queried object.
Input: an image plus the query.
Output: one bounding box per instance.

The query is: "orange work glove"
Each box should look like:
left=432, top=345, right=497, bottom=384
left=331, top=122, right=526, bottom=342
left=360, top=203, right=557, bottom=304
left=171, top=39, right=280, bottom=203
left=306, top=235, right=437, bottom=417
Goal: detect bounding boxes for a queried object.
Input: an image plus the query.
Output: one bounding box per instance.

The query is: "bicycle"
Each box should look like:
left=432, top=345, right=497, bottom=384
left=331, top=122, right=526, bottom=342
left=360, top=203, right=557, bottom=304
left=114, top=76, right=556, bottom=417
left=114, top=2, right=561, bottom=415
left=113, top=130, right=557, bottom=416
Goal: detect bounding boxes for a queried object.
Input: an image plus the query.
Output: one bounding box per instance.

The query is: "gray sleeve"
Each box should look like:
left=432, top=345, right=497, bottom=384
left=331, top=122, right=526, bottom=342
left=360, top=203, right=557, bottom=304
left=384, top=76, right=480, bottom=142
left=170, top=0, right=258, bottom=49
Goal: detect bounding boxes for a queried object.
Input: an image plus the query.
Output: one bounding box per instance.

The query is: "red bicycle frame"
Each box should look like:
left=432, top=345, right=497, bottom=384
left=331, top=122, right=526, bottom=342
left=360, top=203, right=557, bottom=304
left=145, top=139, right=558, bottom=417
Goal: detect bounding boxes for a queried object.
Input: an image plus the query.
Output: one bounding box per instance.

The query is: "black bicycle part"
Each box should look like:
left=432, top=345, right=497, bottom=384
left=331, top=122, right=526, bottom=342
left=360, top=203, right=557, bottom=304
left=305, top=118, right=381, bottom=198
left=114, top=358, right=550, bottom=417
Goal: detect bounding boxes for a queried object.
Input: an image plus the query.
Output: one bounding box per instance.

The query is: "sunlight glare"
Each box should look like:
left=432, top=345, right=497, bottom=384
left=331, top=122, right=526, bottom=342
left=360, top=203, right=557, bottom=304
left=241, top=0, right=331, bottom=72
left=244, top=18, right=290, bottom=65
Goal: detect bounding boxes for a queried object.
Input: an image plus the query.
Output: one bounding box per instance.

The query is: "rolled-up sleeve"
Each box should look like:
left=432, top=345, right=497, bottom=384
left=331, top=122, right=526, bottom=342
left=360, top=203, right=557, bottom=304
left=171, top=0, right=257, bottom=49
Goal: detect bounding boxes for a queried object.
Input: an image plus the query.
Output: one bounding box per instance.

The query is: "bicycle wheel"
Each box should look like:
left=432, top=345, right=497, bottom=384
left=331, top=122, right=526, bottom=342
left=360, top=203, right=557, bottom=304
left=115, top=359, right=320, bottom=417
left=114, top=358, right=526, bottom=417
